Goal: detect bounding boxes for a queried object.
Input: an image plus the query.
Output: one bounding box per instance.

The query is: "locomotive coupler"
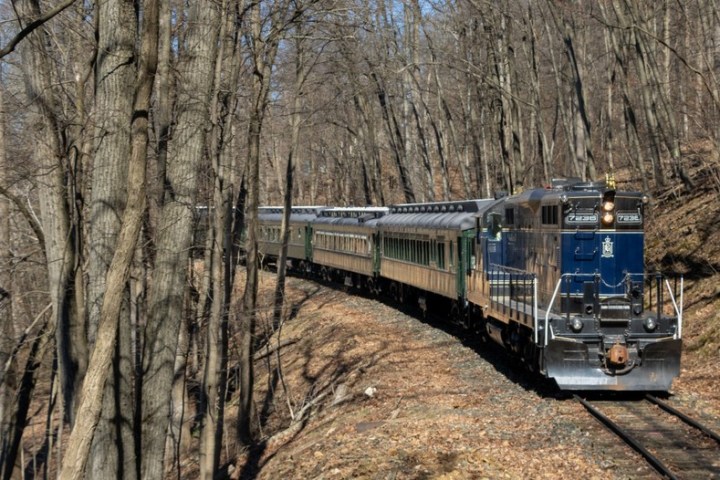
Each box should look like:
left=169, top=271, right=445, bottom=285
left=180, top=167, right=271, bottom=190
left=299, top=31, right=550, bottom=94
left=606, top=342, right=629, bottom=368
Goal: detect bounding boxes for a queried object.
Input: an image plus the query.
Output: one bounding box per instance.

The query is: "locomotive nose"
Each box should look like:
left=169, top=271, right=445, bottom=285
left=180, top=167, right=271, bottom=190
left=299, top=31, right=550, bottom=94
left=607, top=343, right=629, bottom=367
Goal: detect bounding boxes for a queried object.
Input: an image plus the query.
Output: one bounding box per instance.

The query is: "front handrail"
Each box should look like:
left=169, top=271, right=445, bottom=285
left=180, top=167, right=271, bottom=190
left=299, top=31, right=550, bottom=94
left=665, top=277, right=683, bottom=339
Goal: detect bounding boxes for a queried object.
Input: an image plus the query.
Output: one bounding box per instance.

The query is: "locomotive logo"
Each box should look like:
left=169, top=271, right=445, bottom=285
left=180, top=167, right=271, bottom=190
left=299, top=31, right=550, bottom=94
left=601, top=236, right=614, bottom=258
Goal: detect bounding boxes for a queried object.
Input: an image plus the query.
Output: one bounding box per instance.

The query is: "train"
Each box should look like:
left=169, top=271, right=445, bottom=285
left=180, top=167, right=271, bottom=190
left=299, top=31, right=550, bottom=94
left=254, top=178, right=683, bottom=391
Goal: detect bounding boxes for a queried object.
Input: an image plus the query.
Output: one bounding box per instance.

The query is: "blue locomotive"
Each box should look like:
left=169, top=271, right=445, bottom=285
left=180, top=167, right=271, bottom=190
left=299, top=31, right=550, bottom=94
left=256, top=178, right=683, bottom=391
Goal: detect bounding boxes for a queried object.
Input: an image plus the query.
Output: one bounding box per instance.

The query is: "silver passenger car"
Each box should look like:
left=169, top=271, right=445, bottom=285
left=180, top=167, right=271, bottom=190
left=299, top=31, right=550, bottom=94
left=257, top=206, right=326, bottom=266
left=377, top=200, right=499, bottom=302
left=310, top=207, right=388, bottom=286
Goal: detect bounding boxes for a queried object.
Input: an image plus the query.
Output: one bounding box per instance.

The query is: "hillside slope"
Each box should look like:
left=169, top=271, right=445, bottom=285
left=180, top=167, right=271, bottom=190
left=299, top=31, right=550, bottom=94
left=642, top=159, right=720, bottom=407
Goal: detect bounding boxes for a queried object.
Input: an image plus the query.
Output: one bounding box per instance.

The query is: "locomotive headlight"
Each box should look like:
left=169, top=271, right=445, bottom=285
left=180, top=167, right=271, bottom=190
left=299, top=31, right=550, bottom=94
left=601, top=191, right=616, bottom=226
left=602, top=212, right=614, bottom=225
left=643, top=317, right=657, bottom=332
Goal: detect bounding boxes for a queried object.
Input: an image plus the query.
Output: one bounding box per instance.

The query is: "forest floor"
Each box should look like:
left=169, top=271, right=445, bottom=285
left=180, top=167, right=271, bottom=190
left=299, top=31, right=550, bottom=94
left=220, top=164, right=720, bottom=479
left=221, top=270, right=720, bottom=480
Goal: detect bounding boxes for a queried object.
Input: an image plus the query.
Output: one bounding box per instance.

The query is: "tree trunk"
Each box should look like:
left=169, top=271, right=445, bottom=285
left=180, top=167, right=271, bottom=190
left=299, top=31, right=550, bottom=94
left=372, top=72, right=416, bottom=203
left=238, top=0, right=289, bottom=445
left=140, top=0, right=219, bottom=477
left=16, top=0, right=80, bottom=430
left=0, top=72, right=12, bottom=449
left=86, top=0, right=138, bottom=476
left=0, top=319, right=52, bottom=480
left=200, top=2, right=239, bottom=474
left=273, top=28, right=307, bottom=331
left=561, top=14, right=595, bottom=181
left=0, top=70, right=18, bottom=480
left=58, top=0, right=157, bottom=477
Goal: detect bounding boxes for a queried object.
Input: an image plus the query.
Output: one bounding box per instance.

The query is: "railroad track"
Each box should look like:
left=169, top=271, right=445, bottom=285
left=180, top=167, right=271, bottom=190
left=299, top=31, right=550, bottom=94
left=576, top=394, right=720, bottom=479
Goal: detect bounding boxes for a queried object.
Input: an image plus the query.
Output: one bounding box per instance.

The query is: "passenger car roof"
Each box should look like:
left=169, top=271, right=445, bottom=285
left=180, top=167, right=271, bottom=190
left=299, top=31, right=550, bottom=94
left=378, top=199, right=499, bottom=230
left=258, top=206, right=326, bottom=223
left=312, top=207, right=389, bottom=227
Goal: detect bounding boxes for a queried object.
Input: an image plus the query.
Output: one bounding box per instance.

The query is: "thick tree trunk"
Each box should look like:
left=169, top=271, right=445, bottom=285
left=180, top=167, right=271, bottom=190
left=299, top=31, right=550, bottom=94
left=238, top=113, right=261, bottom=446
left=140, top=0, right=219, bottom=477
left=200, top=3, right=239, bottom=474
left=58, top=0, right=157, bottom=477
left=86, top=0, right=138, bottom=477
left=16, top=0, right=79, bottom=430
left=0, top=75, right=12, bottom=448
left=0, top=73, right=18, bottom=480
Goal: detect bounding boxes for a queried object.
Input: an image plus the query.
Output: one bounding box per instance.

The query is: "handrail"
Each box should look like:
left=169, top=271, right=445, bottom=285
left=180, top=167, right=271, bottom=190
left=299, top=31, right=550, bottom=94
left=487, top=263, right=536, bottom=275
left=533, top=277, right=539, bottom=345
left=542, top=272, right=683, bottom=346
left=544, top=274, right=569, bottom=346
left=486, top=268, right=682, bottom=347
left=679, top=277, right=684, bottom=338
left=664, top=277, right=683, bottom=339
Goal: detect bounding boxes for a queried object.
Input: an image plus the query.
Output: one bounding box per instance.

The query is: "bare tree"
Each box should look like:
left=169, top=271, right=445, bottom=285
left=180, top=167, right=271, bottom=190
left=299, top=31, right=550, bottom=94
left=57, top=0, right=158, bottom=476
left=200, top=0, right=244, bottom=475
left=0, top=69, right=17, bottom=480
left=238, top=0, right=307, bottom=445
left=140, top=0, right=219, bottom=477
left=15, top=0, right=81, bottom=433
left=86, top=0, right=138, bottom=476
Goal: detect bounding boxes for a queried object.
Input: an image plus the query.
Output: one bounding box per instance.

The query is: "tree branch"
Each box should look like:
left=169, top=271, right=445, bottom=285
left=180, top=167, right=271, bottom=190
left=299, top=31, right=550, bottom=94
left=0, top=0, right=77, bottom=59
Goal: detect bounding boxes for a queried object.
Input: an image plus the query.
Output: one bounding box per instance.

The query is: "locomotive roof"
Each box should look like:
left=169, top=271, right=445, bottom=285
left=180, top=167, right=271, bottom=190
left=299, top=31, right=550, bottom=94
left=379, top=198, right=499, bottom=230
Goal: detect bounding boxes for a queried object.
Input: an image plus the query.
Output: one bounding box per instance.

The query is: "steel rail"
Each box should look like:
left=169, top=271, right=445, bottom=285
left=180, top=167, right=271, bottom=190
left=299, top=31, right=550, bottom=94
left=646, top=394, right=720, bottom=444
left=574, top=395, right=679, bottom=480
